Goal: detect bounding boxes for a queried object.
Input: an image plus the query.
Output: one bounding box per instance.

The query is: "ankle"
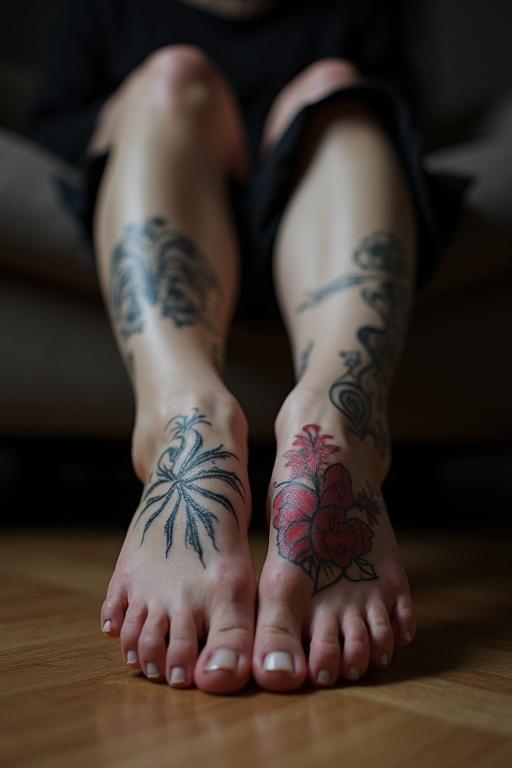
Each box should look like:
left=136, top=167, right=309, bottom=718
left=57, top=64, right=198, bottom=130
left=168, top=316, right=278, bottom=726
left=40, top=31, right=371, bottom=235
left=275, top=385, right=391, bottom=487
left=132, top=389, right=248, bottom=483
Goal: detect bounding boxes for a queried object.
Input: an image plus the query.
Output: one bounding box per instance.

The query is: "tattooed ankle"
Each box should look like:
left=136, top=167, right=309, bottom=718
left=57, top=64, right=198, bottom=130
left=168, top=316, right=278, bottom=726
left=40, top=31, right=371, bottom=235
left=273, top=424, right=381, bottom=594
left=133, top=408, right=244, bottom=566
left=296, top=231, right=412, bottom=458
left=297, top=340, right=314, bottom=380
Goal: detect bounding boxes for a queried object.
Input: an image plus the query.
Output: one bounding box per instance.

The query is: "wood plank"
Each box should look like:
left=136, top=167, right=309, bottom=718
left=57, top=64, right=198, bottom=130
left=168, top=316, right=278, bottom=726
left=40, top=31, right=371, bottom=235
left=0, top=531, right=511, bottom=768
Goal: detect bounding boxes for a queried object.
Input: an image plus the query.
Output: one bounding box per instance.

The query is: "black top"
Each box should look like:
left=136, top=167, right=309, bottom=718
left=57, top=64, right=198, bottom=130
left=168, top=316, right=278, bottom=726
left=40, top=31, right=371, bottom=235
left=26, top=0, right=471, bottom=298
left=26, top=0, right=411, bottom=169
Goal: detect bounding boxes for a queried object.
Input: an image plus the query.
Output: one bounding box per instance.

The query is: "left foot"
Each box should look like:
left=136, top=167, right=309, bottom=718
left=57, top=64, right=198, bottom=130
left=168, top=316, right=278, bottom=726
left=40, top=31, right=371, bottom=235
left=253, top=388, right=416, bottom=692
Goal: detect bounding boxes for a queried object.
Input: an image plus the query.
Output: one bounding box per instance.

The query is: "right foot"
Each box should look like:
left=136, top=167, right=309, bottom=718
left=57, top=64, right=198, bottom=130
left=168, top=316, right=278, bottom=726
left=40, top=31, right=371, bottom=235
left=100, top=393, right=257, bottom=694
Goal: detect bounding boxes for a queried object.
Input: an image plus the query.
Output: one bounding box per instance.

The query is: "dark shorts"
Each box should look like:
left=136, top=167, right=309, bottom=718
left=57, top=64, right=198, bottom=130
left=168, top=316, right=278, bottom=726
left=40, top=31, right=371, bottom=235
left=53, top=0, right=472, bottom=318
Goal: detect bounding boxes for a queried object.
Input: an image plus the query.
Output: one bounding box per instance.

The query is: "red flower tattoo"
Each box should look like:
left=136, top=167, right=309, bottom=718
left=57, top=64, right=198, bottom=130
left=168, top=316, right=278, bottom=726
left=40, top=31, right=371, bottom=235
left=273, top=424, right=382, bottom=593
left=283, top=424, right=339, bottom=479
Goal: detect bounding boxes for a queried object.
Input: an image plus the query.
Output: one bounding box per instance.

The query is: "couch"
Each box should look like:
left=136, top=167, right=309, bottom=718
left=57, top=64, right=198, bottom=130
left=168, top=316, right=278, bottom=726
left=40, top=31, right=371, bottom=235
left=1, top=1, right=511, bottom=452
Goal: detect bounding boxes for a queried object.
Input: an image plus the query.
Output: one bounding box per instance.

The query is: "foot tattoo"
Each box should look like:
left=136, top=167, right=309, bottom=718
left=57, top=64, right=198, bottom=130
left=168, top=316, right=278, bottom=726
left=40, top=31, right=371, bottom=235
left=134, top=408, right=244, bottom=566
left=272, top=424, right=381, bottom=594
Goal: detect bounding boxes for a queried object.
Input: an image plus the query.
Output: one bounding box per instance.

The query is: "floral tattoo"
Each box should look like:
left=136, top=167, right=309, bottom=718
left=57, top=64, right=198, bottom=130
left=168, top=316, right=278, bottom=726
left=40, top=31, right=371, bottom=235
left=272, top=424, right=381, bottom=594
left=133, top=408, right=244, bottom=566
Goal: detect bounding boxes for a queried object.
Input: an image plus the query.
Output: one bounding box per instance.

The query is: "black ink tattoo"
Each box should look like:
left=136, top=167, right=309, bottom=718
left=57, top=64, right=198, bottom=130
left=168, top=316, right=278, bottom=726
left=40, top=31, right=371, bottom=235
left=297, top=340, right=314, bottom=379
left=296, top=232, right=411, bottom=457
left=296, top=232, right=407, bottom=313
left=133, top=408, right=244, bottom=566
left=110, top=217, right=222, bottom=340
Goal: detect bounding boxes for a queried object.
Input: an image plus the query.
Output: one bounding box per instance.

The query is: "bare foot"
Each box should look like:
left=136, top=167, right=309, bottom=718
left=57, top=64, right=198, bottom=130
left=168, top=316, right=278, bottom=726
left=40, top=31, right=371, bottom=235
left=253, top=388, right=416, bottom=692
left=100, top=394, right=256, bottom=694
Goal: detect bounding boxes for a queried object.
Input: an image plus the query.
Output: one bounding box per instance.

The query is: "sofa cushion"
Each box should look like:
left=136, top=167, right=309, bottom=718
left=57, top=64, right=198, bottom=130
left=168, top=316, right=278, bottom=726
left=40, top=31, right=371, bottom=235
left=1, top=105, right=511, bottom=443
left=421, top=92, right=512, bottom=301
left=0, top=128, right=98, bottom=296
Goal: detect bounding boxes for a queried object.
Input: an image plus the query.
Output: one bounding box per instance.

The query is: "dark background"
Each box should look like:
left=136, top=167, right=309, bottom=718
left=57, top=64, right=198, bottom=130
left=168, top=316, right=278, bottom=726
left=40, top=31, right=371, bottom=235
left=2, top=0, right=512, bottom=147
left=1, top=0, right=511, bottom=531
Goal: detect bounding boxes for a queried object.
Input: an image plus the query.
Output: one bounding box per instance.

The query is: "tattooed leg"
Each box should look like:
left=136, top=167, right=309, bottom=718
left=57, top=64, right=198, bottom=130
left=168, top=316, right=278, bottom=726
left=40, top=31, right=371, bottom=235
left=254, top=98, right=417, bottom=691
left=94, top=47, right=256, bottom=694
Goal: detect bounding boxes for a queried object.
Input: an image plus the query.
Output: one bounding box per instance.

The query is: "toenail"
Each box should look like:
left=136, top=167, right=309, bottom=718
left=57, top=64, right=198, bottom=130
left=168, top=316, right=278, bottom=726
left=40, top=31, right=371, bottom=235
left=379, top=654, right=389, bottom=667
left=169, top=666, right=187, bottom=686
left=102, top=620, right=112, bottom=633
left=205, top=649, right=238, bottom=672
left=145, top=662, right=160, bottom=679
left=126, top=650, right=138, bottom=665
left=346, top=666, right=360, bottom=681
left=317, top=668, right=331, bottom=685
left=263, top=651, right=295, bottom=674
left=403, top=629, right=414, bottom=643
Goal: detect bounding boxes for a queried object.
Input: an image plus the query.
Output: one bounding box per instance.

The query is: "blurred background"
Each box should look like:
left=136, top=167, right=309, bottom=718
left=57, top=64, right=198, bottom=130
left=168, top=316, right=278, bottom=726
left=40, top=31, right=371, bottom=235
left=1, top=0, right=511, bottom=530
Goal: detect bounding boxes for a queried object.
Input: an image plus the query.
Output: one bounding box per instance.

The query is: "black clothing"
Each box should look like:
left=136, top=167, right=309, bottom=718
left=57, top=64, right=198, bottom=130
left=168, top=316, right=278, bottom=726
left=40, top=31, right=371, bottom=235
left=26, top=0, right=471, bottom=305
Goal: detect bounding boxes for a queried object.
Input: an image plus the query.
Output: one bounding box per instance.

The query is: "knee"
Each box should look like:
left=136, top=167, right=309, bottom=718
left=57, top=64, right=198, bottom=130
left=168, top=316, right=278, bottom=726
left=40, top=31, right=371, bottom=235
left=299, top=58, right=361, bottom=94
left=101, top=44, right=248, bottom=178
left=138, top=45, right=219, bottom=114
left=261, top=57, right=361, bottom=157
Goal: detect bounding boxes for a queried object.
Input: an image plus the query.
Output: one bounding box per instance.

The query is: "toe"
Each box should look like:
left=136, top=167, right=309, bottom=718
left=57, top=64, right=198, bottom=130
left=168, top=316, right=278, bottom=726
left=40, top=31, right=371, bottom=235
left=195, top=604, right=253, bottom=695
left=366, top=601, right=393, bottom=669
left=253, top=600, right=307, bottom=692
left=340, top=612, right=370, bottom=682
left=100, top=587, right=127, bottom=638
left=393, top=592, right=416, bottom=647
left=138, top=608, right=169, bottom=682
left=120, top=601, right=147, bottom=669
left=166, top=611, right=198, bottom=688
left=308, top=612, right=341, bottom=688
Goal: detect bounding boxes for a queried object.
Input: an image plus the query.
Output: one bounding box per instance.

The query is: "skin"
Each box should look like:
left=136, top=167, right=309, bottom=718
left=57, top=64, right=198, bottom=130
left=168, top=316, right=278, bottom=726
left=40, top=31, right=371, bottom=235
left=180, top=0, right=277, bottom=18
left=96, top=46, right=416, bottom=694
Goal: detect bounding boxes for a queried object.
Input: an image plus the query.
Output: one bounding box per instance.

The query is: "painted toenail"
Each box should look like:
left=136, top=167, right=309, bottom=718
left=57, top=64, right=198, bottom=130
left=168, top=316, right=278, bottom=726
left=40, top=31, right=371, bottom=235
left=379, top=654, right=389, bottom=667
left=205, top=649, right=238, bottom=672
left=346, top=666, right=360, bottom=681
left=317, top=669, right=331, bottom=685
left=102, top=620, right=111, bottom=633
left=145, top=662, right=160, bottom=679
left=169, top=666, right=187, bottom=686
left=126, top=650, right=138, bottom=665
left=403, top=629, right=414, bottom=643
left=263, top=651, right=295, bottom=674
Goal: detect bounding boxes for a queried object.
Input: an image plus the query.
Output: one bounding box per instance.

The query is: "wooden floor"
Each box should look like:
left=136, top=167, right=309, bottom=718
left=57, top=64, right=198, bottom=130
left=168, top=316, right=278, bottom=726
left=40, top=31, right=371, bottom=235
left=1, top=529, right=511, bottom=768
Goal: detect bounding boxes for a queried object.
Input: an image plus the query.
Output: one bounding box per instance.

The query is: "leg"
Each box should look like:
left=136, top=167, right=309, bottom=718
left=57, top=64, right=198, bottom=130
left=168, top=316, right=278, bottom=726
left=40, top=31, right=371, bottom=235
left=95, top=45, right=256, bottom=694
left=253, top=60, right=417, bottom=691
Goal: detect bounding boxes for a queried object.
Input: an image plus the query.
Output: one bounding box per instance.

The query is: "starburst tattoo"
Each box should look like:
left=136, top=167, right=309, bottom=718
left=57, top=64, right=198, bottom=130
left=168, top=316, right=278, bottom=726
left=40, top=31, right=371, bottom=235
left=133, top=408, right=244, bottom=566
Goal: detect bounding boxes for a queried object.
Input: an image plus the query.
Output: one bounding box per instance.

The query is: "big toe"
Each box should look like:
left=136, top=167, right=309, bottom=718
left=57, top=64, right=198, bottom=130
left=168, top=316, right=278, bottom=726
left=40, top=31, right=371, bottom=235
left=195, top=601, right=254, bottom=695
left=253, top=582, right=307, bottom=692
